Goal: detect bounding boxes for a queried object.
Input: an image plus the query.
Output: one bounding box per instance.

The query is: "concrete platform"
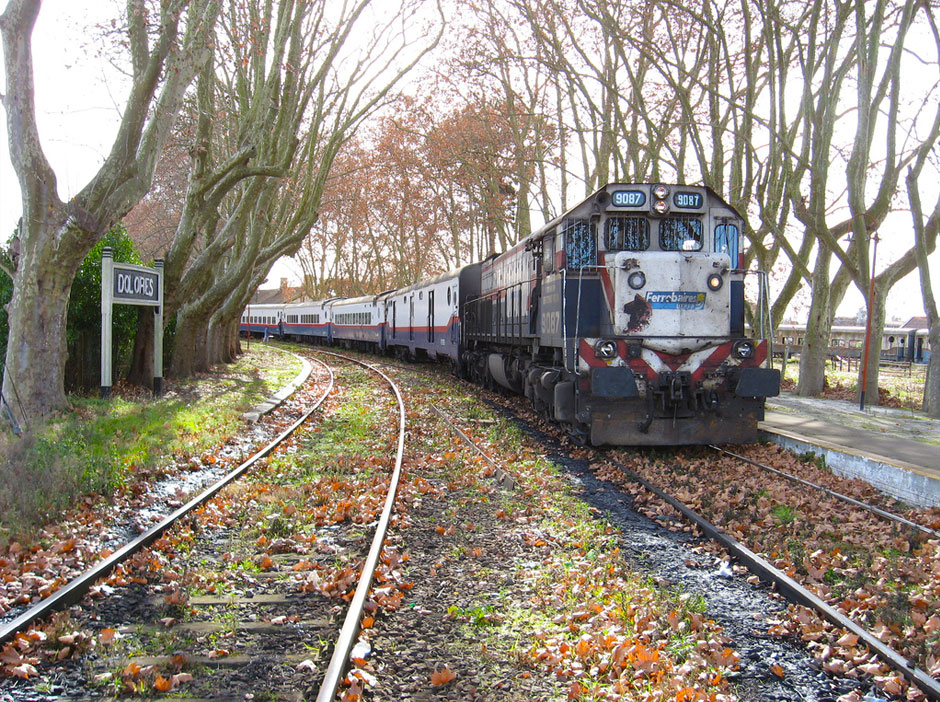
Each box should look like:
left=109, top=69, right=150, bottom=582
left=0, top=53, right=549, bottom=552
left=759, top=393, right=940, bottom=508
left=241, top=352, right=313, bottom=423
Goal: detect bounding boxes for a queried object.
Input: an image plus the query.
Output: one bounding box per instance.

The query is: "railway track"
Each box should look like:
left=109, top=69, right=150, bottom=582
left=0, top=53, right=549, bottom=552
left=0, top=354, right=334, bottom=650
left=0, top=350, right=414, bottom=701
left=601, top=450, right=940, bottom=700
left=322, top=355, right=940, bottom=700
left=4, top=349, right=936, bottom=700
left=416, top=366, right=940, bottom=700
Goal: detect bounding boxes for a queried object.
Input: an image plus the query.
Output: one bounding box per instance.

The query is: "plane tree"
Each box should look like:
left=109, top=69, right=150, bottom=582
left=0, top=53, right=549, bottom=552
left=0, top=0, right=219, bottom=421
left=782, top=0, right=938, bottom=397
left=904, top=9, right=940, bottom=417
left=146, top=0, right=442, bottom=376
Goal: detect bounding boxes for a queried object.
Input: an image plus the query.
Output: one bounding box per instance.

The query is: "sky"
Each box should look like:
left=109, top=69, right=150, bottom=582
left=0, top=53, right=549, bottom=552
left=1, top=1, right=937, bottom=324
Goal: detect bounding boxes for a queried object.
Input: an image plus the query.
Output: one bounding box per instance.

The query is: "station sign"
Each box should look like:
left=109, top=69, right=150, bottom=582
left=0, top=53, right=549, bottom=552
left=100, top=248, right=165, bottom=398
left=113, top=265, right=160, bottom=305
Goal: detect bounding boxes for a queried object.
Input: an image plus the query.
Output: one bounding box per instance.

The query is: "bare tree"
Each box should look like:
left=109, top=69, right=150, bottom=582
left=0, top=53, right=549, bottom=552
left=904, top=8, right=940, bottom=417
left=0, top=0, right=219, bottom=421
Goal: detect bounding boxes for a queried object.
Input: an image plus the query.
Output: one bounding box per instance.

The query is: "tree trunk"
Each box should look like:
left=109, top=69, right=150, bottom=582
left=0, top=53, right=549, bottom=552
left=171, top=308, right=209, bottom=377
left=924, top=324, right=940, bottom=417
left=857, top=288, right=887, bottom=405
left=1, top=0, right=217, bottom=419
left=205, top=315, right=227, bottom=367
left=797, top=247, right=833, bottom=396
left=220, top=318, right=238, bottom=364
left=2, top=220, right=83, bottom=421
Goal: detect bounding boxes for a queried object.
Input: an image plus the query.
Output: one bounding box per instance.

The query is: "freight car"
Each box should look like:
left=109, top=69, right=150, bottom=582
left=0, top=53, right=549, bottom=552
left=241, top=183, right=779, bottom=446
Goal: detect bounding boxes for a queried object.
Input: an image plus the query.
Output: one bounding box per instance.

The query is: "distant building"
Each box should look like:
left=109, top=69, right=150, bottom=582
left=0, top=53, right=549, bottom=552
left=249, top=277, right=308, bottom=305
left=902, top=316, right=929, bottom=330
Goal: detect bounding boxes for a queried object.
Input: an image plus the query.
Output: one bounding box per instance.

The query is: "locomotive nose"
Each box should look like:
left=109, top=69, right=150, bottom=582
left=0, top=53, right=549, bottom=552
left=613, top=252, right=731, bottom=351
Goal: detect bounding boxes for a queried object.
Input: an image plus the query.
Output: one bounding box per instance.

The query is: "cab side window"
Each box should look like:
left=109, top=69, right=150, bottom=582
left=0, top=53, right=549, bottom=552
left=542, top=233, right=556, bottom=273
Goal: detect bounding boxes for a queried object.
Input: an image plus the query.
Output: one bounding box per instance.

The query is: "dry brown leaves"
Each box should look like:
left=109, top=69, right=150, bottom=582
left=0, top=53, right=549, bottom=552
left=606, top=443, right=940, bottom=699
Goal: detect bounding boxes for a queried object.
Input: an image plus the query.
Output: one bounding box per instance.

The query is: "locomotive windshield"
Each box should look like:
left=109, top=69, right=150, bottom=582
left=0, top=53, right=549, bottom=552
left=564, top=218, right=596, bottom=269
left=605, top=217, right=650, bottom=251
left=659, top=216, right=703, bottom=251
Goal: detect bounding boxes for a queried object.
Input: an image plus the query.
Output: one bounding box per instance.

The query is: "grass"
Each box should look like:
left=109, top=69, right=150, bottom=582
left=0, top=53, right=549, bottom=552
left=269, top=368, right=389, bottom=484
left=0, top=345, right=302, bottom=546
left=770, top=504, right=797, bottom=525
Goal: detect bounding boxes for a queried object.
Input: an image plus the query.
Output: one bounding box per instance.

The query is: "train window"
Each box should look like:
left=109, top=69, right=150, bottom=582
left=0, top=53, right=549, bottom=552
left=447, top=287, right=451, bottom=305
left=660, top=217, right=703, bottom=251
left=564, top=218, right=596, bottom=269
left=542, top=234, right=556, bottom=273
left=714, top=223, right=739, bottom=261
left=605, top=217, right=649, bottom=251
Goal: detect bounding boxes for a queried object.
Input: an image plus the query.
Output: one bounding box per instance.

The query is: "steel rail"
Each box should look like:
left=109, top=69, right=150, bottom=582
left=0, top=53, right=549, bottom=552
left=0, top=357, right=334, bottom=647
left=708, top=445, right=940, bottom=540
left=314, top=352, right=407, bottom=702
left=608, top=455, right=940, bottom=700
left=428, top=404, right=517, bottom=490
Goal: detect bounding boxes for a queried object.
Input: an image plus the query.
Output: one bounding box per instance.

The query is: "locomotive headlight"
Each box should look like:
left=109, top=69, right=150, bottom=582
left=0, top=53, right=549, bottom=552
left=733, top=340, right=755, bottom=359
left=627, top=271, right=646, bottom=290
left=595, top=340, right=618, bottom=359
left=652, top=184, right=669, bottom=199
left=652, top=199, right=669, bottom=214
left=707, top=273, right=723, bottom=291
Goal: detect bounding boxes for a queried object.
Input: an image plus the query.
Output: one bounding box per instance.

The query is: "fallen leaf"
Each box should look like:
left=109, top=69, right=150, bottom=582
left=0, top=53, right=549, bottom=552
left=836, top=633, right=859, bottom=648
left=99, top=628, right=117, bottom=645
left=164, top=590, right=188, bottom=606
left=0, top=647, right=22, bottom=665
left=11, top=663, right=37, bottom=679
left=171, top=672, right=194, bottom=687
left=430, top=666, right=457, bottom=686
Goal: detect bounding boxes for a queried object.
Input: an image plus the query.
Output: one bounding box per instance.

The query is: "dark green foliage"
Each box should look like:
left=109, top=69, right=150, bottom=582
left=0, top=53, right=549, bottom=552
left=65, top=225, right=143, bottom=392
left=0, top=224, right=144, bottom=393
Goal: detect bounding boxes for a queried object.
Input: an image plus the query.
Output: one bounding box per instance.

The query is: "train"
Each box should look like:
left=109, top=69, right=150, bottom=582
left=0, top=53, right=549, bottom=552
left=242, top=183, right=780, bottom=446
left=774, top=323, right=931, bottom=364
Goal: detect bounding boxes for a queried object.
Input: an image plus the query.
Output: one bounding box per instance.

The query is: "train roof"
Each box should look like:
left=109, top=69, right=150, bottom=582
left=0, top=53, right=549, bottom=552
left=329, top=294, right=383, bottom=307
left=379, top=265, right=471, bottom=298
left=482, top=183, right=735, bottom=268
left=526, top=183, right=731, bottom=245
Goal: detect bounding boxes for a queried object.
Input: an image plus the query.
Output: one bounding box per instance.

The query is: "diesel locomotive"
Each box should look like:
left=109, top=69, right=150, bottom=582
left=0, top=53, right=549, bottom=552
left=242, top=183, right=780, bottom=445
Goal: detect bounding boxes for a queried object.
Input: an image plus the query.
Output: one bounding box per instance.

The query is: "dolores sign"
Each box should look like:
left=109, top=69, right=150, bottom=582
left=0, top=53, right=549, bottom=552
left=101, top=247, right=165, bottom=397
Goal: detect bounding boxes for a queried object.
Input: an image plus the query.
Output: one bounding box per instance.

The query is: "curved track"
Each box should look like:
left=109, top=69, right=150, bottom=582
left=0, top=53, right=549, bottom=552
left=0, top=355, right=334, bottom=648
left=312, top=350, right=407, bottom=702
